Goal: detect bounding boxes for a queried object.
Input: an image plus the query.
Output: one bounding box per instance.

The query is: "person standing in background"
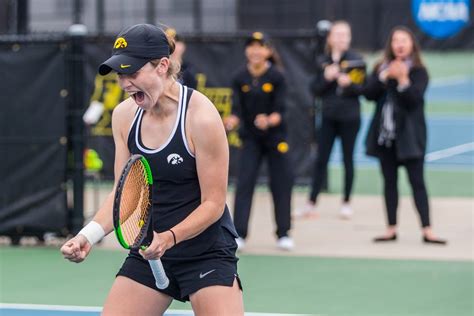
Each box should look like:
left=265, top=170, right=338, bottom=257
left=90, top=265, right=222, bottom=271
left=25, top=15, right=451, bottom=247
left=296, top=21, right=365, bottom=220
left=165, top=28, right=197, bottom=89
left=363, top=26, right=446, bottom=245
left=224, top=32, right=294, bottom=251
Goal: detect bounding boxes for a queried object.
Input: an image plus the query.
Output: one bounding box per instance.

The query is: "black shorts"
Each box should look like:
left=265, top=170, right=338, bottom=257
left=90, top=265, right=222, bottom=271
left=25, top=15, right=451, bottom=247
left=117, top=227, right=241, bottom=302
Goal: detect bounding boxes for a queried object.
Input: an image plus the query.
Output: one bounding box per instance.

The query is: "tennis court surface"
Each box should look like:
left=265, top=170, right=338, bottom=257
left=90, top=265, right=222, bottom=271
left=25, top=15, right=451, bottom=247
left=1, top=246, right=472, bottom=316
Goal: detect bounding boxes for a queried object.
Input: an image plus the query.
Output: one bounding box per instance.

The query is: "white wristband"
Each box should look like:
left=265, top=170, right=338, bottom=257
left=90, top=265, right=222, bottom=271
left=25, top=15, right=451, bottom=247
left=78, top=221, right=105, bottom=246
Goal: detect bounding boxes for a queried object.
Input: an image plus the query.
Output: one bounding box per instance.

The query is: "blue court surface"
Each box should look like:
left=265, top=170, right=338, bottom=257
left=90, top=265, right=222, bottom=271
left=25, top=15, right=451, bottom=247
left=0, top=304, right=315, bottom=316
left=426, top=76, right=473, bottom=103
left=331, top=115, right=474, bottom=168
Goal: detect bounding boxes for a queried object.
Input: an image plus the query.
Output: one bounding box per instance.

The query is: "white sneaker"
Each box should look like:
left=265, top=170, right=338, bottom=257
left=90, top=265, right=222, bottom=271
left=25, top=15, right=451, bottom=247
left=235, top=237, right=245, bottom=251
left=277, top=236, right=294, bottom=251
left=340, top=203, right=353, bottom=219
left=293, top=202, right=319, bottom=219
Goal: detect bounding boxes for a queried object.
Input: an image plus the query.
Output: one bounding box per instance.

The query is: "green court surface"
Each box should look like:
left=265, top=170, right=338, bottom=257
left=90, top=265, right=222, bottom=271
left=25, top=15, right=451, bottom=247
left=420, top=52, right=473, bottom=79
left=248, top=164, right=474, bottom=198
left=315, top=166, right=474, bottom=198
left=424, top=101, right=473, bottom=115
left=361, top=99, right=473, bottom=115
left=0, top=247, right=472, bottom=316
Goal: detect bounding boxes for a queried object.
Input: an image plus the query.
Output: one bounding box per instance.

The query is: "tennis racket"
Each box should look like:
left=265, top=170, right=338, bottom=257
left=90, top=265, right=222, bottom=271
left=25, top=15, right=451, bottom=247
left=112, top=154, right=169, bottom=289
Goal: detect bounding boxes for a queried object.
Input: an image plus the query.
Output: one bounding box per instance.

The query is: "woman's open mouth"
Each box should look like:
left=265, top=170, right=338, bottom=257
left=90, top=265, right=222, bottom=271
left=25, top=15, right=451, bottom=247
left=130, top=91, right=145, bottom=104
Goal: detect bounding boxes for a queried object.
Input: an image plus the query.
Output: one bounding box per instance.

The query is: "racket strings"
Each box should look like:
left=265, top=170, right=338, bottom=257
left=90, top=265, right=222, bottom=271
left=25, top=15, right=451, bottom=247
left=119, top=161, right=151, bottom=247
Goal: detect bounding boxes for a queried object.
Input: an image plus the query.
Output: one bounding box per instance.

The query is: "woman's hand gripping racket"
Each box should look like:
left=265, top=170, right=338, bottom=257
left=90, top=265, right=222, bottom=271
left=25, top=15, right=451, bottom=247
left=113, top=154, right=169, bottom=289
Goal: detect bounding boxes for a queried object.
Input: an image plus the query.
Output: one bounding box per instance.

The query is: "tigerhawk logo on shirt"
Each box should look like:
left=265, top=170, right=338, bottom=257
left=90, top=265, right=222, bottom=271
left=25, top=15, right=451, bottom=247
left=167, top=153, right=184, bottom=165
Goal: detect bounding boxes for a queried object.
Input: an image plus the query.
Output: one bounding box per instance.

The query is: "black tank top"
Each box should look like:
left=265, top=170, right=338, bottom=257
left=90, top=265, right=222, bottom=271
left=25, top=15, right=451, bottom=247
left=127, top=84, right=237, bottom=258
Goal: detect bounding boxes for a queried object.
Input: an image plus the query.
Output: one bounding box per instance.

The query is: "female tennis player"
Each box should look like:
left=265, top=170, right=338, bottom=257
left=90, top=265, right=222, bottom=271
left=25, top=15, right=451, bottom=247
left=60, top=24, right=244, bottom=315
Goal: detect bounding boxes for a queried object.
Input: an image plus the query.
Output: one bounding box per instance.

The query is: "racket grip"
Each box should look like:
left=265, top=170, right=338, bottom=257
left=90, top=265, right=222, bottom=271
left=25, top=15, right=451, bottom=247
left=148, top=259, right=169, bottom=289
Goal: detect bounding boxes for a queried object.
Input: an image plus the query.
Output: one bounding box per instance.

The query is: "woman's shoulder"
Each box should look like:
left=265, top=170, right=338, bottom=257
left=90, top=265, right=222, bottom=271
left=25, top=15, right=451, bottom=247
left=187, top=90, right=219, bottom=118
left=113, top=97, right=137, bottom=116
left=112, top=97, right=138, bottom=131
left=186, top=90, right=224, bottom=136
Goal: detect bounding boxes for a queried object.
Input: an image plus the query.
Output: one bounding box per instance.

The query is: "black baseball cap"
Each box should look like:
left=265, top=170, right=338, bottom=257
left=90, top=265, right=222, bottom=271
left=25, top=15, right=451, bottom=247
left=98, top=24, right=170, bottom=75
left=245, top=31, right=269, bottom=46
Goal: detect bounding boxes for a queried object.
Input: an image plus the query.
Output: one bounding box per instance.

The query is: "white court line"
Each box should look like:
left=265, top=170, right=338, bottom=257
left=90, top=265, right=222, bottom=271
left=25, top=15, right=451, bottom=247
left=0, top=303, right=101, bottom=312
left=425, top=142, right=474, bottom=162
left=0, top=303, right=317, bottom=316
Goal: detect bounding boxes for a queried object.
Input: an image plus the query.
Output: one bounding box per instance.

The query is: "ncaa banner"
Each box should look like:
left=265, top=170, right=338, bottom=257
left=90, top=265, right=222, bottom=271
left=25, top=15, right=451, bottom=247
left=412, top=0, right=471, bottom=39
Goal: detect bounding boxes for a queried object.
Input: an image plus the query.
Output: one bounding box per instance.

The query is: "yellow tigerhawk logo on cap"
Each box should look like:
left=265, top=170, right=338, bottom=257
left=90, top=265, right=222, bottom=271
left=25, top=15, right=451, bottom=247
left=277, top=142, right=289, bottom=153
left=262, top=83, right=273, bottom=93
left=252, top=32, right=264, bottom=40
left=114, top=37, right=128, bottom=49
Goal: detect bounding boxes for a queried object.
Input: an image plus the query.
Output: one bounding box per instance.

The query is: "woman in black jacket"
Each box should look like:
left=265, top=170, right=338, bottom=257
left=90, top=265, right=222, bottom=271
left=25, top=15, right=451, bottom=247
left=364, top=26, right=446, bottom=244
left=297, top=21, right=365, bottom=219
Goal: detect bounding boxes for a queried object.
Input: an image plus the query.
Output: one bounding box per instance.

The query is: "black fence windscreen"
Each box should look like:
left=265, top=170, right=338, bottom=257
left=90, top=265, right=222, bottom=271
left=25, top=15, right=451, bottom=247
left=0, top=41, right=68, bottom=235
